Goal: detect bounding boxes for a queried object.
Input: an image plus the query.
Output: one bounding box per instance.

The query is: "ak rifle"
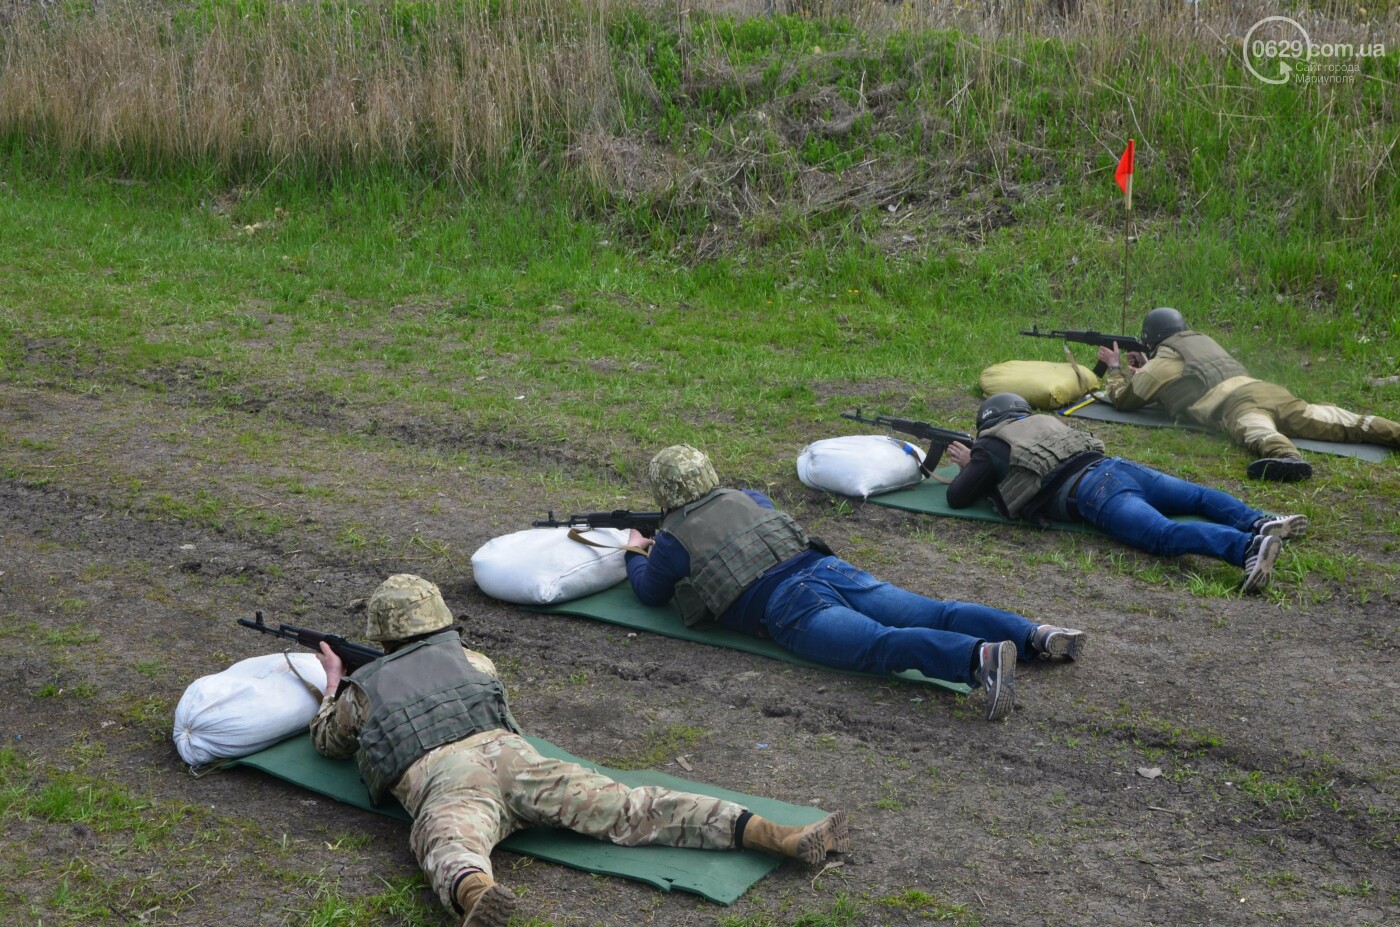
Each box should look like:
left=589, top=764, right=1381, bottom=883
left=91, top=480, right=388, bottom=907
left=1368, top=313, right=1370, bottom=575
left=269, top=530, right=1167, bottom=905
left=1020, top=326, right=1149, bottom=376
left=841, top=409, right=971, bottom=476
left=532, top=510, right=664, bottom=537
left=237, top=611, right=383, bottom=673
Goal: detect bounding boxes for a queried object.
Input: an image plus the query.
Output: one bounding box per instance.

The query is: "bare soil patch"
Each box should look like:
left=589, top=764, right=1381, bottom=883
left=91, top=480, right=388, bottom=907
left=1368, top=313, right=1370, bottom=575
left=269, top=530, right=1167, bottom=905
left=1, top=375, right=1397, bottom=927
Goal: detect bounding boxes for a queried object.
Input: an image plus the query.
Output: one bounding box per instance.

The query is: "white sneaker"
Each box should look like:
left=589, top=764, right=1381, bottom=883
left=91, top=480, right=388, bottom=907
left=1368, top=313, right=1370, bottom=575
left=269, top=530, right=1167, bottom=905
left=1241, top=535, right=1283, bottom=594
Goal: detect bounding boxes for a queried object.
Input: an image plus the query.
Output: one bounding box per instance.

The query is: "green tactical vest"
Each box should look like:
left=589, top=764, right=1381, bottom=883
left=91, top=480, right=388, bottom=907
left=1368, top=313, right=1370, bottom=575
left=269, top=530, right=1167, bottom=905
left=663, top=489, right=811, bottom=627
left=347, top=630, right=520, bottom=804
left=982, top=415, right=1104, bottom=518
left=1150, top=331, right=1248, bottom=419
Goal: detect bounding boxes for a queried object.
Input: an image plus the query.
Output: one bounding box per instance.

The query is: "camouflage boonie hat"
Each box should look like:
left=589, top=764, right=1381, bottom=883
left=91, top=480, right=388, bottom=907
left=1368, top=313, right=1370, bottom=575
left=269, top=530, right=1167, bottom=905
left=648, top=445, right=719, bottom=510
left=365, top=574, right=454, bottom=642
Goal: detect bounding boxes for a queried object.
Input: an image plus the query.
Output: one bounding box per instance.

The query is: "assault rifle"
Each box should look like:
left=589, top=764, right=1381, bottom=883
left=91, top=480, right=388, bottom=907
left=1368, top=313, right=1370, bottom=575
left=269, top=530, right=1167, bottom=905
left=237, top=611, right=383, bottom=673
left=841, top=409, right=971, bottom=476
left=1020, top=326, right=1150, bottom=376
left=533, top=510, right=665, bottom=537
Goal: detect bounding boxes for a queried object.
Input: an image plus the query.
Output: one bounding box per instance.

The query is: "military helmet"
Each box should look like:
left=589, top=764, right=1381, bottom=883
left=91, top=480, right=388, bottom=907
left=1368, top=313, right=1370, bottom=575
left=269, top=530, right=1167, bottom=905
left=647, top=445, right=719, bottom=510
left=365, top=574, right=454, bottom=642
left=976, top=392, right=1034, bottom=433
left=1140, top=307, right=1186, bottom=351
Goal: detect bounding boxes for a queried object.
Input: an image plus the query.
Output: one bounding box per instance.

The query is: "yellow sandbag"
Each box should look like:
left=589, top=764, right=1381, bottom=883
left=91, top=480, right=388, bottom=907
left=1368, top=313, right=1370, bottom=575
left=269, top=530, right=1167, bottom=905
left=979, top=360, right=1099, bottom=410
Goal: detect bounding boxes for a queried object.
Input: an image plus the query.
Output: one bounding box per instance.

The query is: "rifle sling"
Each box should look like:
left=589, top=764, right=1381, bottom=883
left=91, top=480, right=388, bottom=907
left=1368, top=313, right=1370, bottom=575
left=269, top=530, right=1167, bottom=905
left=1062, top=343, right=1099, bottom=397
left=566, top=527, right=651, bottom=557
left=283, top=650, right=330, bottom=703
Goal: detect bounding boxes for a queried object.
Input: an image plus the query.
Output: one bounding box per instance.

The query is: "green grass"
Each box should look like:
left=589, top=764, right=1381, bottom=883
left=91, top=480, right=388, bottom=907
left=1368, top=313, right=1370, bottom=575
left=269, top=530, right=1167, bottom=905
left=1233, top=767, right=1342, bottom=824
left=878, top=889, right=979, bottom=923
left=0, top=745, right=439, bottom=926
left=299, top=875, right=441, bottom=927
left=602, top=724, right=708, bottom=771
left=719, top=894, right=866, bottom=927
left=2, top=164, right=1395, bottom=504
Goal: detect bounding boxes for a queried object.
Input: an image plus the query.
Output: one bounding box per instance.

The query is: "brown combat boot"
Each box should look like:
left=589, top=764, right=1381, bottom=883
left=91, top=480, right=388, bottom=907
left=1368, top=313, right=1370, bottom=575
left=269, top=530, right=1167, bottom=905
left=740, top=811, right=849, bottom=865
left=454, top=871, right=516, bottom=927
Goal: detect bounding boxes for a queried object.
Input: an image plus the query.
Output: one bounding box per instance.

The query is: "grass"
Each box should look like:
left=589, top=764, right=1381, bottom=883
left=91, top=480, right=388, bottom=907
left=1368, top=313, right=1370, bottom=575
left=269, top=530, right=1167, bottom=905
left=299, top=876, right=442, bottom=927
left=602, top=724, right=708, bottom=770
left=719, top=894, right=869, bottom=927
left=1233, top=766, right=1343, bottom=824
left=0, top=744, right=443, bottom=926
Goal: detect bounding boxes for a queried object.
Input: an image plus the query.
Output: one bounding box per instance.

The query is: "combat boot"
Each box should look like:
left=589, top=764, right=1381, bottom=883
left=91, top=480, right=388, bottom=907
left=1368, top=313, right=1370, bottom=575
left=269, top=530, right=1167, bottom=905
left=1246, top=454, right=1311, bottom=482
left=454, top=870, right=516, bottom=927
left=740, top=811, right=849, bottom=864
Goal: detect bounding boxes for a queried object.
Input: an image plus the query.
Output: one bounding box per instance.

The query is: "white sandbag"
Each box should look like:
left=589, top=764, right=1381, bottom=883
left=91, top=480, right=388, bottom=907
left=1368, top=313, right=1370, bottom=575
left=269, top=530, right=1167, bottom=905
left=472, top=527, right=631, bottom=605
left=172, top=652, right=326, bottom=767
left=797, top=435, right=926, bottom=498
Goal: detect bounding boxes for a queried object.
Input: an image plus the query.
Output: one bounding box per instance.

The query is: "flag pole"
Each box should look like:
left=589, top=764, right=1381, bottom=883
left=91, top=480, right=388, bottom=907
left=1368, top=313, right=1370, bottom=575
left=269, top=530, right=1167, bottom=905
left=1114, top=139, right=1135, bottom=335
left=1122, top=193, right=1131, bottom=334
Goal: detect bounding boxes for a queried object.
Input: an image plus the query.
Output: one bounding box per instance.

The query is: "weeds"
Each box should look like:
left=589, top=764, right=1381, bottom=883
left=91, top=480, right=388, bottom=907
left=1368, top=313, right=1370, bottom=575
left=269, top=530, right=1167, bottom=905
left=602, top=724, right=707, bottom=770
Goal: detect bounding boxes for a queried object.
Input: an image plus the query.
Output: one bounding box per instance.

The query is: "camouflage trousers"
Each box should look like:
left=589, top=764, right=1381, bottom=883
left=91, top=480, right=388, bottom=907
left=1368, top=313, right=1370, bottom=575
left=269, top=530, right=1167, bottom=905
left=393, top=730, right=743, bottom=912
left=1218, top=381, right=1400, bottom=459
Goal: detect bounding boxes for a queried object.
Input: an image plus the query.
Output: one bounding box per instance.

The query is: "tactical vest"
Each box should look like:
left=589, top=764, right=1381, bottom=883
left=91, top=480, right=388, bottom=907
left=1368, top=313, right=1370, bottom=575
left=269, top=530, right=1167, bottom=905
left=1150, top=331, right=1248, bottom=419
left=662, top=489, right=811, bottom=627
left=347, top=630, right=520, bottom=804
left=982, top=416, right=1104, bottom=518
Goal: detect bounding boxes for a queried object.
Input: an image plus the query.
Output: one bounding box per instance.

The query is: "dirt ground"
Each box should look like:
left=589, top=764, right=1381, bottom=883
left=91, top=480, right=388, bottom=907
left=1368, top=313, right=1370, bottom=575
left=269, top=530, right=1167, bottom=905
left=1, top=373, right=1397, bottom=927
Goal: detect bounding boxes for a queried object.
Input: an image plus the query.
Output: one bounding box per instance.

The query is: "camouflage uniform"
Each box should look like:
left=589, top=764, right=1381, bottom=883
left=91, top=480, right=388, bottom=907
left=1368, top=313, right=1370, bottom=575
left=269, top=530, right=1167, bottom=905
left=311, top=622, right=741, bottom=913
left=1104, top=333, right=1400, bottom=459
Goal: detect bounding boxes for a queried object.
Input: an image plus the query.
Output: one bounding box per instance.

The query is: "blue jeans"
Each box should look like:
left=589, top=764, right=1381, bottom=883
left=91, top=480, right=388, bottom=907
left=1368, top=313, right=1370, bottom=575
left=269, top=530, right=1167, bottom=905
left=762, top=557, right=1039, bottom=685
left=1073, top=459, right=1262, bottom=566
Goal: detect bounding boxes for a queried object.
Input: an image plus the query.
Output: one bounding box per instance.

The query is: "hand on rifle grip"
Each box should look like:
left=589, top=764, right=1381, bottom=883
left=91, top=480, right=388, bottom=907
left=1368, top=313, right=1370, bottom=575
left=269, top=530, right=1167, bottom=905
left=944, top=441, right=972, bottom=469
left=316, top=641, right=344, bottom=697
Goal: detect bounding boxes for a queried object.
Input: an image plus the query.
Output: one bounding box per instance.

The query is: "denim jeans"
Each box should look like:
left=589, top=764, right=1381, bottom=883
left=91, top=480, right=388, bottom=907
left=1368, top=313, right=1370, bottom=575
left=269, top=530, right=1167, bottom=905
left=1073, top=458, right=1262, bottom=566
left=762, top=557, right=1039, bottom=685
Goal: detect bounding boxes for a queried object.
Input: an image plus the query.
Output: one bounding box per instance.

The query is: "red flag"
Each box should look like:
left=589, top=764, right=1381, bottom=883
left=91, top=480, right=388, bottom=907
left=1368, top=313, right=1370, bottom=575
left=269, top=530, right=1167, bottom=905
left=1114, top=139, right=1135, bottom=210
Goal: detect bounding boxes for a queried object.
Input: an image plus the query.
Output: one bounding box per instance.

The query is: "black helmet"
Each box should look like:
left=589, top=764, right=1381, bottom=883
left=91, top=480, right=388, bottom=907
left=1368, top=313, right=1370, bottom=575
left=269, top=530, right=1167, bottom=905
left=976, top=393, right=1033, bottom=433
left=1141, top=307, right=1186, bottom=351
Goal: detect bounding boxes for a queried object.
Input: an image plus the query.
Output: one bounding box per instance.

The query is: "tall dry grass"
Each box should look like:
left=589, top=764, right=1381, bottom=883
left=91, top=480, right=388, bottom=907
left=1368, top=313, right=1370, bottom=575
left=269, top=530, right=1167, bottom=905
left=0, top=1, right=1394, bottom=227
left=0, top=0, right=621, bottom=181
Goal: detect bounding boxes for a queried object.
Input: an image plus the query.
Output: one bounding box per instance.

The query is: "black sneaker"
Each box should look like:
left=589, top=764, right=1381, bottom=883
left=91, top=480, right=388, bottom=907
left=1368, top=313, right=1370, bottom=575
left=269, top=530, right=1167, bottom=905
left=975, top=640, right=1017, bottom=722
left=1031, top=625, right=1086, bottom=661
left=1252, top=514, right=1309, bottom=540
left=1246, top=456, right=1312, bottom=482
left=1241, top=534, right=1283, bottom=594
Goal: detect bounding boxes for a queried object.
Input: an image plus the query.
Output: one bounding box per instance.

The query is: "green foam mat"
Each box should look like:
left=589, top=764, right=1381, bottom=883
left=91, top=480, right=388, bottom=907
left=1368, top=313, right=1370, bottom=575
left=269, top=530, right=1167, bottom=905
left=866, top=465, right=1212, bottom=532
left=528, top=582, right=969, bottom=695
left=229, top=733, right=826, bottom=905
left=1060, top=397, right=1392, bottom=462
left=865, top=465, right=1105, bottom=531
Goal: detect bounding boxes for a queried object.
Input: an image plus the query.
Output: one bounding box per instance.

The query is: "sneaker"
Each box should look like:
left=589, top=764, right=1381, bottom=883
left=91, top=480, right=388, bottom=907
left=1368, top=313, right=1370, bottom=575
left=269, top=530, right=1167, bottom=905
left=1246, top=455, right=1312, bottom=482
left=1240, top=534, right=1283, bottom=594
left=1031, top=625, right=1086, bottom=661
left=975, top=640, right=1017, bottom=722
left=1252, top=514, right=1309, bottom=541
